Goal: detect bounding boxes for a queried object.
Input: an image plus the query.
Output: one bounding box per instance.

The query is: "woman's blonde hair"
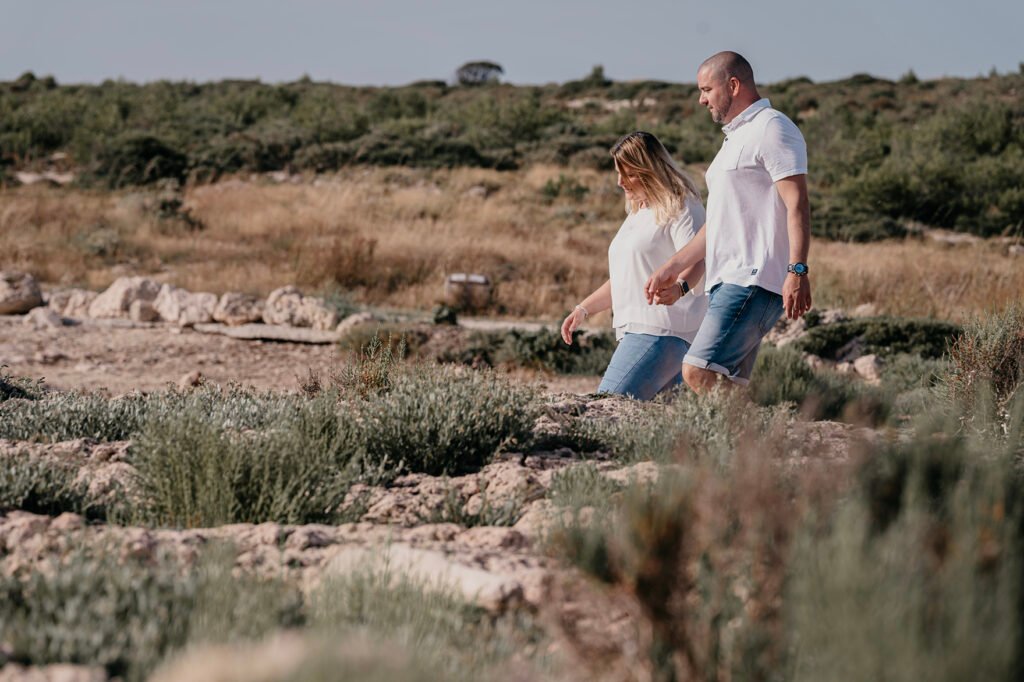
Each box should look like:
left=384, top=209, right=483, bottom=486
left=610, top=131, right=701, bottom=225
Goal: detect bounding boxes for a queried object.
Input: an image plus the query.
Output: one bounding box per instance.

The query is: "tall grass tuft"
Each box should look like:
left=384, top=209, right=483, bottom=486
left=945, top=303, right=1024, bottom=418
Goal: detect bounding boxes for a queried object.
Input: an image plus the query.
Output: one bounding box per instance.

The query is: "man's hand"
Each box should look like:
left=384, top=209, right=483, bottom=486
left=644, top=263, right=682, bottom=304
left=651, top=281, right=683, bottom=306
left=560, top=307, right=587, bottom=344
left=782, top=273, right=812, bottom=319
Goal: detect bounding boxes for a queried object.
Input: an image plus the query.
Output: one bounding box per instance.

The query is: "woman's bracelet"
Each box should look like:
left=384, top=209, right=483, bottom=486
left=574, top=304, right=589, bottom=319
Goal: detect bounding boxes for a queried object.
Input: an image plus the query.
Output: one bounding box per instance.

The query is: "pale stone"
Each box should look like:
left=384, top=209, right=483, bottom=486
left=24, top=306, right=64, bottom=329
left=262, top=286, right=339, bottom=330
left=335, top=311, right=376, bottom=335
left=804, top=353, right=827, bottom=371
left=851, top=303, right=879, bottom=318
left=853, top=354, right=884, bottom=384
left=153, top=284, right=217, bottom=327
left=0, top=271, right=43, bottom=314
left=193, top=323, right=340, bottom=344
left=212, top=292, right=264, bottom=326
left=47, top=288, right=97, bottom=319
left=87, top=277, right=160, bottom=319
left=326, top=544, right=525, bottom=612
left=177, top=370, right=203, bottom=389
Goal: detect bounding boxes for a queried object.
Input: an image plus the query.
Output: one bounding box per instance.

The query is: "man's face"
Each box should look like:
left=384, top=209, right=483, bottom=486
left=697, top=67, right=733, bottom=125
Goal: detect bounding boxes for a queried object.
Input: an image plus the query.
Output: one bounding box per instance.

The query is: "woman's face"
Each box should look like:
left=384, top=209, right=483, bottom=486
left=616, top=164, right=647, bottom=205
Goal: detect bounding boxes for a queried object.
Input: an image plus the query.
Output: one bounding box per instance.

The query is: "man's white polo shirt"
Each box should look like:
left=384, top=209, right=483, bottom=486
left=704, top=98, right=807, bottom=296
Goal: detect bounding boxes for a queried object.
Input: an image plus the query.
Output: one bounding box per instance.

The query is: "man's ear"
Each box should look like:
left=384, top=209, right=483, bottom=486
left=728, top=76, right=742, bottom=96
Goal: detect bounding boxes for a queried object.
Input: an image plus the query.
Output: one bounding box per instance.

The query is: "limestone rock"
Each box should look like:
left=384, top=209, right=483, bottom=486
left=851, top=303, right=879, bottom=318
left=0, top=664, right=107, bottom=682
left=212, top=292, right=264, bottom=326
left=326, top=544, right=524, bottom=613
left=87, top=277, right=161, bottom=319
left=335, top=311, right=376, bottom=335
left=852, top=354, right=884, bottom=384
left=24, top=306, right=64, bottom=329
left=178, top=370, right=203, bottom=389
left=804, top=353, right=826, bottom=371
left=153, top=285, right=217, bottom=327
left=193, top=323, right=340, bottom=344
left=262, top=286, right=338, bottom=330
left=47, top=288, right=97, bottom=318
left=0, top=271, right=43, bottom=314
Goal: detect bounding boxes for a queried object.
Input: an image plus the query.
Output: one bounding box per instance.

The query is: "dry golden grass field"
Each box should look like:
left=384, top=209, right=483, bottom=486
left=2, top=166, right=1021, bottom=324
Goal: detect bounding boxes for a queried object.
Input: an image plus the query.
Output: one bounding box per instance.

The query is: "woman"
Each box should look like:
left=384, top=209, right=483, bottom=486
left=561, top=131, right=707, bottom=400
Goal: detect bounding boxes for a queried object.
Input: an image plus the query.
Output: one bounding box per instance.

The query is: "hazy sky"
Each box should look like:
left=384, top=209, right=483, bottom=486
left=2, top=1, right=1021, bottom=86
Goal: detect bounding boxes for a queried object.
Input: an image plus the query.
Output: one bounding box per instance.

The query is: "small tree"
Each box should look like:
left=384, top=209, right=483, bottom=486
left=455, top=61, right=504, bottom=86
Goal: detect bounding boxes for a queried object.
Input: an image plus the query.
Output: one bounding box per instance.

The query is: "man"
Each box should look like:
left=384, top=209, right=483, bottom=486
left=645, top=51, right=812, bottom=392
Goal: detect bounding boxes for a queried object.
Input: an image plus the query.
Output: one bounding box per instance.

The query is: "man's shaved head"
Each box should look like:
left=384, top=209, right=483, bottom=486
left=699, top=51, right=755, bottom=87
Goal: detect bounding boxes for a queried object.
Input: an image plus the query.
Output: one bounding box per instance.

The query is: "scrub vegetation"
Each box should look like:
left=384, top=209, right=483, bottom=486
left=3, top=68, right=1023, bottom=240
left=1, top=307, right=1023, bottom=680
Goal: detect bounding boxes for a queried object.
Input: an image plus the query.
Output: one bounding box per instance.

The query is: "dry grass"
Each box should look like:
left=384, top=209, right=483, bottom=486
left=2, top=167, right=1021, bottom=322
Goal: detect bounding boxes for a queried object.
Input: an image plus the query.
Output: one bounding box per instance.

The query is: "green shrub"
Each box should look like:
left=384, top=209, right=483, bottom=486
left=0, top=456, right=98, bottom=518
left=548, top=462, right=622, bottom=512
left=359, top=365, right=539, bottom=475
left=796, top=316, right=961, bottom=360
left=0, top=544, right=303, bottom=682
left=0, top=384, right=299, bottom=443
left=0, top=365, right=43, bottom=402
left=788, top=424, right=1024, bottom=682
left=945, top=304, right=1024, bottom=414
left=751, top=345, right=888, bottom=422
left=129, top=394, right=370, bottom=528
left=89, top=132, right=187, bottom=188
left=573, top=390, right=781, bottom=465
left=308, top=562, right=545, bottom=681
left=434, top=328, right=616, bottom=375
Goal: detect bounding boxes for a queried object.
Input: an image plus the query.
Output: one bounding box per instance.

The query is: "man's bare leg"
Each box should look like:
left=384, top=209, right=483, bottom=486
left=683, top=364, right=731, bottom=394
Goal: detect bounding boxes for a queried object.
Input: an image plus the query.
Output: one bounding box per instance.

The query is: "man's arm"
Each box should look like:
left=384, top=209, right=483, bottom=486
left=643, top=223, right=707, bottom=303
left=775, top=174, right=811, bottom=320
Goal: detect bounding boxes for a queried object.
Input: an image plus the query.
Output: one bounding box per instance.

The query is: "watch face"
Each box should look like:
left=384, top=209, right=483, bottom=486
left=792, top=263, right=808, bottom=275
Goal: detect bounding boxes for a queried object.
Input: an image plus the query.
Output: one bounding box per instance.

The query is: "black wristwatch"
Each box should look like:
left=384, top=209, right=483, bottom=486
left=787, top=262, right=809, bottom=276
left=676, top=279, right=690, bottom=296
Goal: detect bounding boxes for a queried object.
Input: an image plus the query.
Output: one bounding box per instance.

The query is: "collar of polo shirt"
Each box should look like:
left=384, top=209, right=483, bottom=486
left=722, top=98, right=772, bottom=135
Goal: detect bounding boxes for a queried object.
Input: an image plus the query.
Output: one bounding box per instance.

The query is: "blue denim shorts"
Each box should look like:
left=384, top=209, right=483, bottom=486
left=598, top=333, right=690, bottom=401
left=683, top=283, right=783, bottom=385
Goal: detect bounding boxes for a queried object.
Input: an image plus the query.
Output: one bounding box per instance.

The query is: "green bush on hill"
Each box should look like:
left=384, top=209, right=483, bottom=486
left=3, top=71, right=1022, bottom=238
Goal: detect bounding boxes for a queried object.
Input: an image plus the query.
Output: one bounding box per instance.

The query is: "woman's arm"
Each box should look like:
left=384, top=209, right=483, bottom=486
left=561, top=279, right=612, bottom=345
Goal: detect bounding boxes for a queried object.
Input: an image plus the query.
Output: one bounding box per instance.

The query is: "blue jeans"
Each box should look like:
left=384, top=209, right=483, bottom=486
left=683, top=283, right=783, bottom=385
left=598, top=333, right=690, bottom=400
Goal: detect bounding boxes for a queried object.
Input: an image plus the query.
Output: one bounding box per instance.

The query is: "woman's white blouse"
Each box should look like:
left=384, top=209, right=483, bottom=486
left=607, top=196, right=708, bottom=342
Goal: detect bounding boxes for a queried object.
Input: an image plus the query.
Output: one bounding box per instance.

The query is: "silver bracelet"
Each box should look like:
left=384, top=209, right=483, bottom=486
left=574, top=304, right=589, bottom=319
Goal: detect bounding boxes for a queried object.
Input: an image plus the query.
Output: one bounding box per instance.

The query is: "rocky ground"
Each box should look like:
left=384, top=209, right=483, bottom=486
left=0, top=272, right=882, bottom=681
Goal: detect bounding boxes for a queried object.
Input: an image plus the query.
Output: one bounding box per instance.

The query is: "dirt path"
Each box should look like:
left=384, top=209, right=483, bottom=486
left=0, top=318, right=600, bottom=395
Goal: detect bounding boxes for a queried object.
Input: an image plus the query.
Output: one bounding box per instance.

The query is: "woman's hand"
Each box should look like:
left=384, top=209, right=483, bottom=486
left=644, top=262, right=682, bottom=304
left=652, top=281, right=683, bottom=306
left=561, top=306, right=587, bottom=344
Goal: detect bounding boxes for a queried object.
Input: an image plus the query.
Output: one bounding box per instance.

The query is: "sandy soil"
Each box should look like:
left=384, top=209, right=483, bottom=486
left=0, top=317, right=601, bottom=395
